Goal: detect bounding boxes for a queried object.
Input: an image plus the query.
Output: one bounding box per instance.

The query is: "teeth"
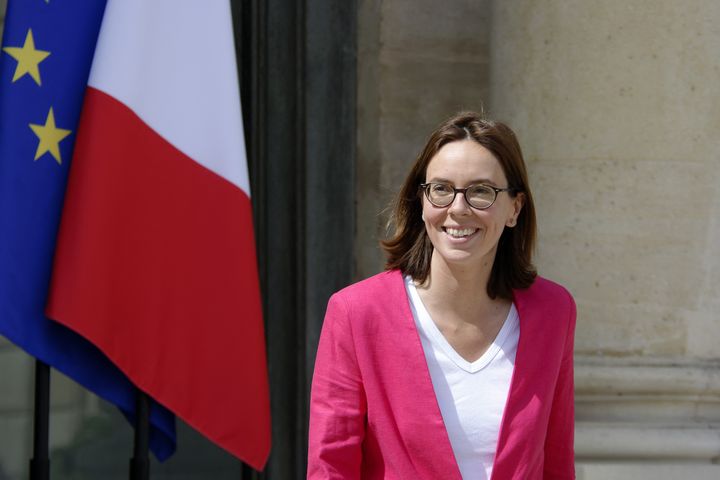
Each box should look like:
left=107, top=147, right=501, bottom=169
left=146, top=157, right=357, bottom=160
left=445, top=227, right=476, bottom=238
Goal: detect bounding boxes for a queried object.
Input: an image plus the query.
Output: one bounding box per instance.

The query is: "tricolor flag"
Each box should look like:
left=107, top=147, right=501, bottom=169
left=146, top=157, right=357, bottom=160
left=0, top=0, right=175, bottom=460
left=44, top=0, right=271, bottom=470
left=1, top=0, right=270, bottom=469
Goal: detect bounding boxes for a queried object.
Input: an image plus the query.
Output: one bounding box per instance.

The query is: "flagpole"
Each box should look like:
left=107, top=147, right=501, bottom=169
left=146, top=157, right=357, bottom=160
left=129, top=390, right=150, bottom=480
left=241, top=463, right=261, bottom=479
left=29, top=359, right=50, bottom=480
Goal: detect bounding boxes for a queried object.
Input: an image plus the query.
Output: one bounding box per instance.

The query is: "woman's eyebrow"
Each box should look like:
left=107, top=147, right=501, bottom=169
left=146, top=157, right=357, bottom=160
left=426, top=177, right=452, bottom=183
left=426, top=177, right=498, bottom=186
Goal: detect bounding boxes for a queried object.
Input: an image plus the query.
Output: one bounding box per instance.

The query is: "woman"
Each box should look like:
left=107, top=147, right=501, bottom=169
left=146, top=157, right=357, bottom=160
left=308, top=112, right=576, bottom=479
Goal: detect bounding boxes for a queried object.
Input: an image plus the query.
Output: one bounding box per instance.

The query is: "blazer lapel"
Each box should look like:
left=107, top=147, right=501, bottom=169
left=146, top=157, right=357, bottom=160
left=386, top=270, right=463, bottom=479
left=491, top=284, right=553, bottom=479
left=490, top=286, right=529, bottom=478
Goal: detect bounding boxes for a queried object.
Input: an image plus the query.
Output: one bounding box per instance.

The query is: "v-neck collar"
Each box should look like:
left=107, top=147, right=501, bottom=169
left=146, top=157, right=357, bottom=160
left=405, top=275, right=518, bottom=374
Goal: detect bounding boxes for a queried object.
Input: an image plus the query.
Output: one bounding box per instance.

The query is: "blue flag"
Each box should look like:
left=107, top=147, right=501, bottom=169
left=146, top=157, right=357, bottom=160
left=0, top=0, right=175, bottom=459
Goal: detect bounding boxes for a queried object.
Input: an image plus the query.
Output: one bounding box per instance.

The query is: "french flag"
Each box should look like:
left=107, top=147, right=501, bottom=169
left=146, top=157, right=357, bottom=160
left=46, top=0, right=270, bottom=469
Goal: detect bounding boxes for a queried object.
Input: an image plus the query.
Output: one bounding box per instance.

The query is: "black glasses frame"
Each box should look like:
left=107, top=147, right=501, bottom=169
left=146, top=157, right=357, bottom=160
left=419, top=182, right=514, bottom=210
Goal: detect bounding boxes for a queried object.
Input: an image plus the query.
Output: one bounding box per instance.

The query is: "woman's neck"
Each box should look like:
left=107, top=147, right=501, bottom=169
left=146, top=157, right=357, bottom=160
left=418, top=251, right=499, bottom=314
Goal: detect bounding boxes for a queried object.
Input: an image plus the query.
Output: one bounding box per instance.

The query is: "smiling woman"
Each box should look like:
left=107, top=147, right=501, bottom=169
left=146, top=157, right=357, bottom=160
left=308, top=112, right=577, bottom=480
left=421, top=139, right=524, bottom=291
left=383, top=113, right=537, bottom=301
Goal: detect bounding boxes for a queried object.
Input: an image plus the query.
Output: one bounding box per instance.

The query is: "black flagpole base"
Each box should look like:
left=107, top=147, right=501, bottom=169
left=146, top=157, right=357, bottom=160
left=30, top=359, right=50, bottom=480
left=129, top=389, right=150, bottom=480
left=29, top=459, right=50, bottom=480
left=129, top=458, right=150, bottom=480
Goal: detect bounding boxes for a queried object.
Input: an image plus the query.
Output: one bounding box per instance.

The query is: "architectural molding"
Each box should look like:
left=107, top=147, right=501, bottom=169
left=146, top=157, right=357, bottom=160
left=575, top=355, right=720, bottom=463
left=576, top=355, right=720, bottom=397
left=576, top=423, right=720, bottom=460
left=576, top=463, right=720, bottom=480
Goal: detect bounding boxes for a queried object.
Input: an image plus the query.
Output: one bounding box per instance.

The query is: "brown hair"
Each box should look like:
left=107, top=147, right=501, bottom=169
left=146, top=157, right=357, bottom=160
left=381, top=111, right=537, bottom=300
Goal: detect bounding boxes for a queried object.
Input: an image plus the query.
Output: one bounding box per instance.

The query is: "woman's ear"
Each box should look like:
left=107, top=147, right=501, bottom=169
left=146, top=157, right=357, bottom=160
left=507, top=192, right=525, bottom=227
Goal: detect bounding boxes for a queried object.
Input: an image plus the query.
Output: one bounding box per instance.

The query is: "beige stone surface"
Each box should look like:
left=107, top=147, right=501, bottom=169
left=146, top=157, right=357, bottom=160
left=490, top=1, right=720, bottom=159
left=576, top=422, right=720, bottom=460
left=577, top=463, right=720, bottom=480
left=490, top=0, right=720, bottom=358
left=575, top=356, right=720, bottom=423
left=356, top=0, right=384, bottom=279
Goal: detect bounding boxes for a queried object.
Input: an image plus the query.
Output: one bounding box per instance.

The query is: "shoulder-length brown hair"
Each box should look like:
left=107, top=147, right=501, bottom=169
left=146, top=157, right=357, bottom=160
left=381, top=112, right=537, bottom=300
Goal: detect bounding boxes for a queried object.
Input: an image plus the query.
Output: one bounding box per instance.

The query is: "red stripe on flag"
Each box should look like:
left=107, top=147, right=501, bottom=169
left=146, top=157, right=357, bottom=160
left=47, top=87, right=270, bottom=469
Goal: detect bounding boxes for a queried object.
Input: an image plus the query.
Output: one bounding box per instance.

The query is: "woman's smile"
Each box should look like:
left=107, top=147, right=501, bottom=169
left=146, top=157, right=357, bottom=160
left=443, top=226, right=479, bottom=239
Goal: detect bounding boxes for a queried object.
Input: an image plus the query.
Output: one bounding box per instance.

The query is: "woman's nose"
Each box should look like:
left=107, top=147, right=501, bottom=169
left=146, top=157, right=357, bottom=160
left=447, top=191, right=471, bottom=215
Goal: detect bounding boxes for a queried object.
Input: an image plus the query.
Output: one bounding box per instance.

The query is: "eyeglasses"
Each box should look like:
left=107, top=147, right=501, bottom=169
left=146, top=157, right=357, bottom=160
left=419, top=182, right=515, bottom=210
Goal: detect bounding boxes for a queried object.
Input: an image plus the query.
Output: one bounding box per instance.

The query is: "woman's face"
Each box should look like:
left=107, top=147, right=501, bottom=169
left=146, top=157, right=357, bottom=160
left=422, top=139, right=524, bottom=271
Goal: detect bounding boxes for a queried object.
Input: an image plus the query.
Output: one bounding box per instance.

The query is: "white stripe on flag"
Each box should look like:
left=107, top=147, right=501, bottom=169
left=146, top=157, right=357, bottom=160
left=88, top=0, right=250, bottom=196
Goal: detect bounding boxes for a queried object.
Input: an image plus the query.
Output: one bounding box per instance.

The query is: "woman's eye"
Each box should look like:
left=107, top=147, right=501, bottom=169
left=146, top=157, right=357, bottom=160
left=468, top=185, right=493, bottom=198
left=432, top=184, right=453, bottom=195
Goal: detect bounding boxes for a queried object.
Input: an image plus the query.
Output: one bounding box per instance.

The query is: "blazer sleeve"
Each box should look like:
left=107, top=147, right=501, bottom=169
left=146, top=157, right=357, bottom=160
left=307, top=293, right=367, bottom=479
left=543, top=292, right=577, bottom=479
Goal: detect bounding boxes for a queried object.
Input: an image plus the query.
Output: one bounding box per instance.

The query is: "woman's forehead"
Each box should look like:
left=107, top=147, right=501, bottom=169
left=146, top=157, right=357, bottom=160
left=426, top=140, right=506, bottom=183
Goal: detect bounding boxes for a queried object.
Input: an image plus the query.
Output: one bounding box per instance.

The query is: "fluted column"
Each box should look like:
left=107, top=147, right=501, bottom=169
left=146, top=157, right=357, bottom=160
left=490, top=1, right=720, bottom=477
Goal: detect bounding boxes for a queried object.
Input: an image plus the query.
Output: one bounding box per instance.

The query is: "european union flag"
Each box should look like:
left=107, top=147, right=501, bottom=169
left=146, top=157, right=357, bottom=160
left=0, top=0, right=175, bottom=460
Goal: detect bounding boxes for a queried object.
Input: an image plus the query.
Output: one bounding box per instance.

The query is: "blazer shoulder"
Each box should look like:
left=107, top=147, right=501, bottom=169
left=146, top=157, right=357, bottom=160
left=332, top=269, right=404, bottom=306
left=517, top=275, right=576, bottom=315
left=326, top=270, right=408, bottom=331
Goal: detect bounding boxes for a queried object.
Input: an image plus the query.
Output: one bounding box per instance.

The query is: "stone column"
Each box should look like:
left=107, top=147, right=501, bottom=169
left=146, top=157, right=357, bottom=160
left=490, top=1, right=720, bottom=478
left=356, top=0, right=493, bottom=279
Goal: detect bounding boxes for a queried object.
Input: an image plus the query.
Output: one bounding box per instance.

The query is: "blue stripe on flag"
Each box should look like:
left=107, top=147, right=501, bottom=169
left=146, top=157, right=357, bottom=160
left=0, top=0, right=176, bottom=460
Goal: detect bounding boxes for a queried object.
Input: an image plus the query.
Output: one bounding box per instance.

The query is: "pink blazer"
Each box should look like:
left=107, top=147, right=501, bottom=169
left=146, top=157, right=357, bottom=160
left=308, top=270, right=576, bottom=479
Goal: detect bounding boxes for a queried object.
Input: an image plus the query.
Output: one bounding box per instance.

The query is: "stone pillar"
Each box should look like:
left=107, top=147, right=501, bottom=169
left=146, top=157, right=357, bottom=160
left=490, top=1, right=720, bottom=477
left=356, top=0, right=493, bottom=279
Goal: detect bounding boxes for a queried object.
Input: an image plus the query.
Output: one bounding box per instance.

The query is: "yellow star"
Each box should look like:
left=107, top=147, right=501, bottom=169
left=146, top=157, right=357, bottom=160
left=2, top=29, right=51, bottom=86
left=29, top=107, right=72, bottom=164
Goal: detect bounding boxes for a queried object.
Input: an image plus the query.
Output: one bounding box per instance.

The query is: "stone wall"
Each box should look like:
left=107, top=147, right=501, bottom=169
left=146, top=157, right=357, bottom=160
left=491, top=0, right=720, bottom=360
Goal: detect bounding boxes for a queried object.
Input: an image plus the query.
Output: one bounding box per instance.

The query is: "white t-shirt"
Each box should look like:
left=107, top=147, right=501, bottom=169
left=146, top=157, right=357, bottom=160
left=405, top=276, right=519, bottom=480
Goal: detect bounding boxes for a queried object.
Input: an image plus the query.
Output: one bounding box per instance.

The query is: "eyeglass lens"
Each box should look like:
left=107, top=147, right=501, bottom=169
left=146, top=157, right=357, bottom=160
left=427, top=183, right=496, bottom=209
